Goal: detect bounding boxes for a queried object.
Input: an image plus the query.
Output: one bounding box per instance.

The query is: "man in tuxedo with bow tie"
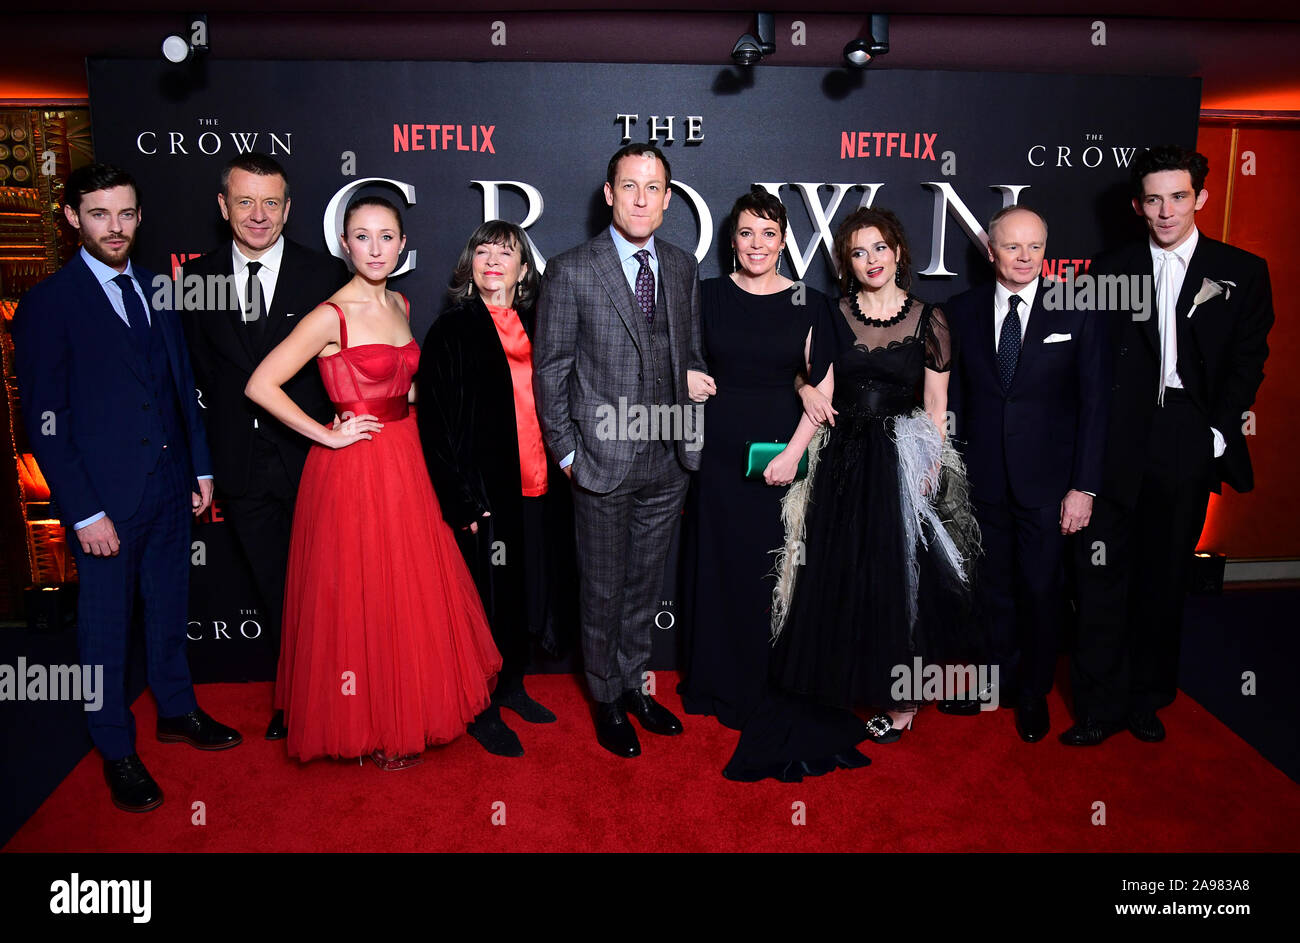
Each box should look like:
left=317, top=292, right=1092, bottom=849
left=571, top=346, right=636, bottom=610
left=13, top=163, right=241, bottom=812
left=533, top=144, right=708, bottom=758
left=179, top=153, right=346, bottom=740
left=947, top=206, right=1108, bottom=743
left=1063, top=145, right=1273, bottom=745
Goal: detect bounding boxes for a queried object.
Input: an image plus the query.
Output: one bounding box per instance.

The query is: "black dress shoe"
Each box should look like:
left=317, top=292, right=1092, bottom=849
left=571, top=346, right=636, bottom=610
left=1059, top=717, right=1125, bottom=746
left=594, top=701, right=641, bottom=757
left=617, top=690, right=683, bottom=735
left=1015, top=698, right=1050, bottom=743
left=936, top=699, right=981, bottom=716
left=468, top=708, right=525, bottom=757
left=265, top=710, right=287, bottom=741
left=1128, top=709, right=1166, bottom=743
left=103, top=754, right=163, bottom=813
left=497, top=685, right=557, bottom=724
left=156, top=708, right=242, bottom=750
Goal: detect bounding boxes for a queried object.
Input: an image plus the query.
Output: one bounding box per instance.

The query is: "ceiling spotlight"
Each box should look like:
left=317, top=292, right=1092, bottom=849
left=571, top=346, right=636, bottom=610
left=162, top=14, right=210, bottom=64
left=844, top=14, right=889, bottom=68
left=732, top=12, right=776, bottom=66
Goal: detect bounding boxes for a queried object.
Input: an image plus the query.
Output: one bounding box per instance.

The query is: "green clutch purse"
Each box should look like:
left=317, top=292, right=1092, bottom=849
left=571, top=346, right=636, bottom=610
left=744, top=441, right=808, bottom=481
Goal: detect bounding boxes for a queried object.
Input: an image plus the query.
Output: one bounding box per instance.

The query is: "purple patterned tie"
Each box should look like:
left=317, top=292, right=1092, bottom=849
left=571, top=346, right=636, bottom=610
left=634, top=249, right=655, bottom=324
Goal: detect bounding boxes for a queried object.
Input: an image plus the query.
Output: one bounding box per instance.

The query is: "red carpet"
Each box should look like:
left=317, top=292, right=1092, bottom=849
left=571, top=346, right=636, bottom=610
left=4, top=673, right=1298, bottom=852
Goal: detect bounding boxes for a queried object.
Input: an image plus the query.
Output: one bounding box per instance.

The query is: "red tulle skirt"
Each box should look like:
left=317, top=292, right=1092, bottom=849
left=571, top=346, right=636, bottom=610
left=276, top=414, right=501, bottom=761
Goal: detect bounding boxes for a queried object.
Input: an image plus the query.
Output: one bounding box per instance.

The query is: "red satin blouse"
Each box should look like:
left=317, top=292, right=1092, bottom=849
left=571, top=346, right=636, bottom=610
left=485, top=303, right=548, bottom=497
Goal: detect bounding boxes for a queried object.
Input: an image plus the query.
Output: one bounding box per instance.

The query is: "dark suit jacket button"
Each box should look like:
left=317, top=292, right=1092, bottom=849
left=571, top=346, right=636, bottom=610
left=141, top=437, right=150, bottom=445
left=142, top=402, right=151, bottom=410
left=1118, top=347, right=1127, bottom=355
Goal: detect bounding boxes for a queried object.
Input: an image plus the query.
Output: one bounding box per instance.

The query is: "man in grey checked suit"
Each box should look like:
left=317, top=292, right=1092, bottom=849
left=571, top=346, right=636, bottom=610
left=533, top=143, right=710, bottom=758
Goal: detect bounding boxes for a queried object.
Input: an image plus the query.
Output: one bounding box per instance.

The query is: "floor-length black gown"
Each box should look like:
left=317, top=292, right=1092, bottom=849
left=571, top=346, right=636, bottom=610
left=769, top=294, right=980, bottom=711
left=678, top=276, right=871, bottom=781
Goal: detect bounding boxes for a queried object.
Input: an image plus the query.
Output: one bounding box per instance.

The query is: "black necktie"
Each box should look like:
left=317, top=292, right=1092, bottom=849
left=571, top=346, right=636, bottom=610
left=997, top=294, right=1022, bottom=390
left=245, top=260, right=268, bottom=346
left=112, top=274, right=150, bottom=353
left=633, top=249, right=655, bottom=325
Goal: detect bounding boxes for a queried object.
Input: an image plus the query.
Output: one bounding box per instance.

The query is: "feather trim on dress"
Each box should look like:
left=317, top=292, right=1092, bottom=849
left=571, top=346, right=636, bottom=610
left=770, top=425, right=828, bottom=642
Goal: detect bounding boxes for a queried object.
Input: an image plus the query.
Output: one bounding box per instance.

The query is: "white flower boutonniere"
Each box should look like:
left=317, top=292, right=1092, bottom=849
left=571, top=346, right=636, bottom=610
left=1187, top=278, right=1236, bottom=318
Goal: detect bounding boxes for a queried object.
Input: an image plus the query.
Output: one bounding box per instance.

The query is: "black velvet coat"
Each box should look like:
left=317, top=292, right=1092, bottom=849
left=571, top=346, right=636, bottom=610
left=416, top=295, right=574, bottom=659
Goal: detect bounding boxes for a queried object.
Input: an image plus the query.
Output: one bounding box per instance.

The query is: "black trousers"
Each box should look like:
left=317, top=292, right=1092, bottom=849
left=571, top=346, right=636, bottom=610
left=221, top=434, right=298, bottom=700
left=1072, top=392, right=1213, bottom=722
left=974, top=495, right=1065, bottom=704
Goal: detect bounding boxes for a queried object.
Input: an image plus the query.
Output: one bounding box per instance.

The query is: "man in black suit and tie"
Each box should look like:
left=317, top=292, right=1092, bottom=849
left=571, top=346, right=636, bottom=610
left=14, top=163, right=240, bottom=812
left=947, top=206, right=1108, bottom=742
left=179, top=153, right=346, bottom=740
left=533, top=144, right=710, bottom=757
left=1063, top=145, right=1273, bottom=745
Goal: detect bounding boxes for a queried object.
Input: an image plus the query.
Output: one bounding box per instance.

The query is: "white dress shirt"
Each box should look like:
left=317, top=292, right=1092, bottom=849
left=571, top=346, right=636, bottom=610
left=1148, top=228, right=1224, bottom=457
left=1150, top=226, right=1198, bottom=392
left=232, top=235, right=285, bottom=317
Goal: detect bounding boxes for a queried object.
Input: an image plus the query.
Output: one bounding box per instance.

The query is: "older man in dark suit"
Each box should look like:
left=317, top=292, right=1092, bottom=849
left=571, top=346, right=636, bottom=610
left=533, top=143, right=709, bottom=757
left=13, top=163, right=240, bottom=813
left=1065, top=145, right=1273, bottom=745
left=947, top=206, right=1109, bottom=743
left=178, top=153, right=346, bottom=740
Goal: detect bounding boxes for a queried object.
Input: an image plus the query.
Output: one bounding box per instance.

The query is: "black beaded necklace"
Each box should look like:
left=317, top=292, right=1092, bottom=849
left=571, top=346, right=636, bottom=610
left=849, top=290, right=912, bottom=327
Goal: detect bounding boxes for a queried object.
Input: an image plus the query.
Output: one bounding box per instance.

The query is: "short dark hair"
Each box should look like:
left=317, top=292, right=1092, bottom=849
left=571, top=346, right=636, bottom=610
left=220, top=152, right=289, bottom=199
left=605, top=143, right=671, bottom=188
left=724, top=185, right=788, bottom=242
left=832, top=207, right=912, bottom=295
left=448, top=220, right=540, bottom=310
left=1131, top=145, right=1209, bottom=199
left=65, top=163, right=138, bottom=212
left=343, top=195, right=404, bottom=237
left=988, top=205, right=1049, bottom=242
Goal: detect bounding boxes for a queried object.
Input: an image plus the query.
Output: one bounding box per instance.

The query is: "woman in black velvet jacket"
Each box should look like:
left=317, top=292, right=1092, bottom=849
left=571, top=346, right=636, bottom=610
left=417, top=221, right=576, bottom=757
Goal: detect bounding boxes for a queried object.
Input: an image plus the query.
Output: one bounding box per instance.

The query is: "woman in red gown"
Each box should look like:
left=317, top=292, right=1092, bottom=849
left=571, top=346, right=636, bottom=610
left=246, top=196, right=500, bottom=768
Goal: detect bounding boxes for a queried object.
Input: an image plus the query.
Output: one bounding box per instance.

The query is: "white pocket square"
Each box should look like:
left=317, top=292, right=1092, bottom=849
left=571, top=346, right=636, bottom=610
left=1043, top=333, right=1072, bottom=343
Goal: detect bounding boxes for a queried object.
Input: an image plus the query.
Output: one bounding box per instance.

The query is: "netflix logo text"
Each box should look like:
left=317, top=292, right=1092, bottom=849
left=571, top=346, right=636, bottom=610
left=840, top=132, right=938, bottom=161
left=393, top=124, right=496, bottom=154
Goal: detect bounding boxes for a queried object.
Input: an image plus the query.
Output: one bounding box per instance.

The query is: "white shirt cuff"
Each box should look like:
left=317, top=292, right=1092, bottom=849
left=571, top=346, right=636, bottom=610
left=74, top=511, right=106, bottom=530
left=1211, top=427, right=1226, bottom=458
left=559, top=451, right=575, bottom=469
left=197, top=475, right=214, bottom=481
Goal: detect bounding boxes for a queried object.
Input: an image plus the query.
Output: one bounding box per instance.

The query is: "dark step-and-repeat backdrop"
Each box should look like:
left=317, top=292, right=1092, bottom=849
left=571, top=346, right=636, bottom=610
left=87, top=59, right=1199, bottom=682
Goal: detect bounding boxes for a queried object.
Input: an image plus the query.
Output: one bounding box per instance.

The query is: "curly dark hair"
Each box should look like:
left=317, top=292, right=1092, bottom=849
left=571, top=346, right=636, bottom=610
left=832, top=206, right=911, bottom=295
left=1131, top=145, right=1209, bottom=199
